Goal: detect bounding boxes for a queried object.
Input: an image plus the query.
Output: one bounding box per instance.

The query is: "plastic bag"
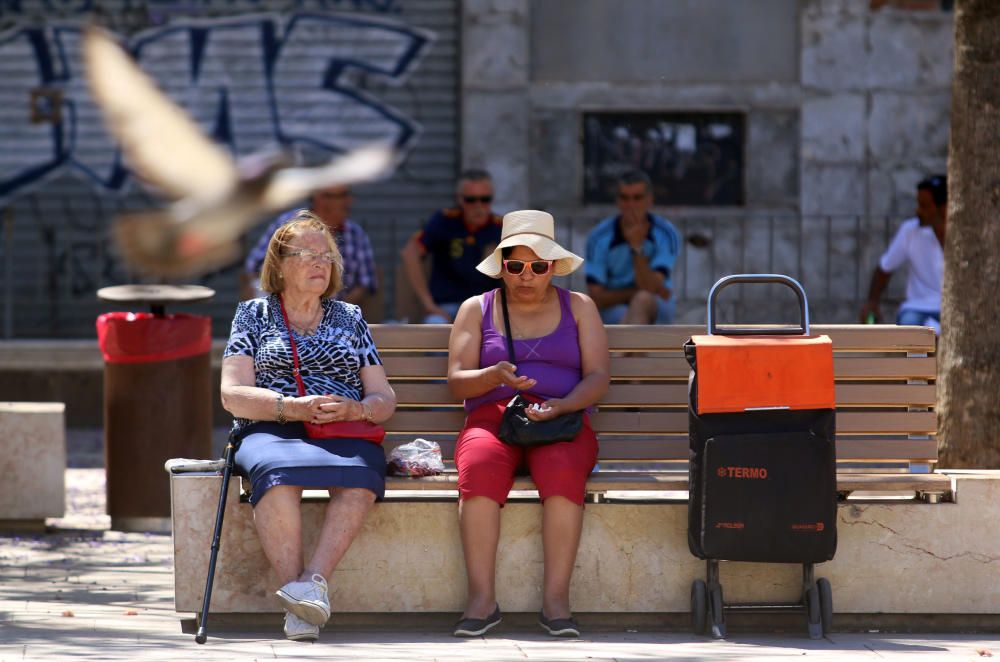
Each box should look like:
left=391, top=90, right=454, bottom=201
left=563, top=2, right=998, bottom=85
left=388, top=438, right=445, bottom=477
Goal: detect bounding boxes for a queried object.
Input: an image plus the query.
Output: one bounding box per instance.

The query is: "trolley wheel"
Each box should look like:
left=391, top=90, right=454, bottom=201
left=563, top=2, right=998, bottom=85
left=690, top=579, right=708, bottom=634
left=805, top=585, right=822, bottom=640
left=817, top=577, right=833, bottom=635
left=709, top=584, right=727, bottom=639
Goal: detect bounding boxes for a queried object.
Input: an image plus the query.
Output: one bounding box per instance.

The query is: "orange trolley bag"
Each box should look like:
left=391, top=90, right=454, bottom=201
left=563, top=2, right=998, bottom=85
left=685, top=275, right=836, bottom=640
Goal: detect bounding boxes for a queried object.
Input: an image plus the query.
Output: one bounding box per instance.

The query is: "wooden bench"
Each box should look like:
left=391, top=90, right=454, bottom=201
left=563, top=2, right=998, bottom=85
left=373, top=323, right=950, bottom=502
left=172, top=322, right=978, bottom=620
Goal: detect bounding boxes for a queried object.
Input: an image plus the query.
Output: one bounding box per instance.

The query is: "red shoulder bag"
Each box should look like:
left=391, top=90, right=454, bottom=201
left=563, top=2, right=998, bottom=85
left=279, top=297, right=385, bottom=444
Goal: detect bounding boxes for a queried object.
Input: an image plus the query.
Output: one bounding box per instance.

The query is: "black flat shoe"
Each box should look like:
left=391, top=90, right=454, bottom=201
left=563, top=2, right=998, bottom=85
left=539, top=610, right=580, bottom=637
left=453, top=604, right=502, bottom=637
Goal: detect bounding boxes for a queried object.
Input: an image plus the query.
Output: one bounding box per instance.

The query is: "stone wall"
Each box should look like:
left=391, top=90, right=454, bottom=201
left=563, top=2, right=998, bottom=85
left=461, top=0, right=954, bottom=323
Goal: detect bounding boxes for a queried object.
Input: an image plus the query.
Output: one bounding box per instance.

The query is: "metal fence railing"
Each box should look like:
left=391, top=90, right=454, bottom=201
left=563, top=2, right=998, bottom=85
left=1, top=190, right=909, bottom=338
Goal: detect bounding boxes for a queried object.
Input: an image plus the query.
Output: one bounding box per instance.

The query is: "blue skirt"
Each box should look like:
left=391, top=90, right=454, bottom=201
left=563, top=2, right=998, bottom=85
left=234, top=426, right=386, bottom=506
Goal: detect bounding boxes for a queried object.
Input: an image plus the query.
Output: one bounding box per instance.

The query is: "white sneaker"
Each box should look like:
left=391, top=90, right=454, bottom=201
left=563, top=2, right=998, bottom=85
left=283, top=611, right=319, bottom=642
left=276, top=573, right=331, bottom=626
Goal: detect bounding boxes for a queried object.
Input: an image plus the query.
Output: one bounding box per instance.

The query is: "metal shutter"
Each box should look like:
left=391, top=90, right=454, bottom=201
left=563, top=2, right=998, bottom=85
left=0, top=1, right=458, bottom=337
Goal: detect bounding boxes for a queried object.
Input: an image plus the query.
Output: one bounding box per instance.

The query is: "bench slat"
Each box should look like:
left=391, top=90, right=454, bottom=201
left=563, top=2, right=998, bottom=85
left=382, top=410, right=936, bottom=435
left=382, top=471, right=950, bottom=493
left=835, top=473, right=952, bottom=493
left=370, top=324, right=937, bottom=354
left=385, top=472, right=690, bottom=492
left=382, top=356, right=937, bottom=380
left=389, top=383, right=937, bottom=409
left=381, top=437, right=938, bottom=463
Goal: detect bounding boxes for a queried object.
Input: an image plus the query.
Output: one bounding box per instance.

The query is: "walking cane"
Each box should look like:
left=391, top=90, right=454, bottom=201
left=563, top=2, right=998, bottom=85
left=195, top=433, right=240, bottom=644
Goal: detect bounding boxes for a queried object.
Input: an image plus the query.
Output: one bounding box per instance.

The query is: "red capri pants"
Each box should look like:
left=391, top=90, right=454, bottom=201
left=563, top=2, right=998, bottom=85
left=455, top=398, right=599, bottom=506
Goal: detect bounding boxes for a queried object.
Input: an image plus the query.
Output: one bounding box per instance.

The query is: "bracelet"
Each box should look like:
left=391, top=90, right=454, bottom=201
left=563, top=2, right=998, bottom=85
left=361, top=401, right=373, bottom=423
left=275, top=393, right=286, bottom=424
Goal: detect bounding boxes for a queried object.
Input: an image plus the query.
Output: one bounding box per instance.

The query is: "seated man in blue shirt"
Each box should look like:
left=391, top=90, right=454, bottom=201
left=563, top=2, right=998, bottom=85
left=241, top=185, right=377, bottom=304
left=399, top=169, right=502, bottom=323
left=585, top=170, right=681, bottom=324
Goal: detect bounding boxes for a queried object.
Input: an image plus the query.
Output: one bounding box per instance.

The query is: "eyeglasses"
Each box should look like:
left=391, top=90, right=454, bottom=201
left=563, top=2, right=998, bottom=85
left=617, top=192, right=647, bottom=202
left=462, top=195, right=493, bottom=204
left=284, top=249, right=338, bottom=264
left=503, top=259, right=553, bottom=276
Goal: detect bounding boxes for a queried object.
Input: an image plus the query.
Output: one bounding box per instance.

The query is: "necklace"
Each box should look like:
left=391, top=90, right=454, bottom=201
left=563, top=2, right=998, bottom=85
left=287, top=305, right=322, bottom=336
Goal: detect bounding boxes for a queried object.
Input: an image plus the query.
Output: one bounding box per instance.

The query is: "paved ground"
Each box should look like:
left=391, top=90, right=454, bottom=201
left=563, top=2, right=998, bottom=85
left=0, top=430, right=998, bottom=660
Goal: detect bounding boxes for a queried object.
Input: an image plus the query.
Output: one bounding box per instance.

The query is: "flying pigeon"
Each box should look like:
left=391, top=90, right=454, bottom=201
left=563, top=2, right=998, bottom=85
left=83, top=26, right=397, bottom=278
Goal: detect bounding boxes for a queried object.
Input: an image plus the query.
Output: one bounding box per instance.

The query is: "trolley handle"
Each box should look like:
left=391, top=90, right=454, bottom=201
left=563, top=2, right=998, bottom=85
left=707, top=274, right=810, bottom=336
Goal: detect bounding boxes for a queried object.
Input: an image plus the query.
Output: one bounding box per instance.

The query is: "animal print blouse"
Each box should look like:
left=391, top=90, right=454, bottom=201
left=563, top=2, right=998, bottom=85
left=224, top=294, right=382, bottom=438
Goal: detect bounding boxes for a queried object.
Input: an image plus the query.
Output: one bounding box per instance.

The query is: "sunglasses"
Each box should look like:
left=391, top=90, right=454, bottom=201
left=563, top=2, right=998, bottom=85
left=617, top=192, right=647, bottom=202
left=503, top=259, right=553, bottom=276
left=462, top=195, right=493, bottom=204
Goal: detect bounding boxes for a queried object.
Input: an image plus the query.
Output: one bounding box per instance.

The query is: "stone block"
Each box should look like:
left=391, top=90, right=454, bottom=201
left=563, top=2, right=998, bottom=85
left=801, top=163, right=866, bottom=216
left=530, top=0, right=798, bottom=84
left=801, top=0, right=870, bottom=17
left=172, top=473, right=1000, bottom=615
left=868, top=164, right=936, bottom=220
left=802, top=94, right=866, bottom=162
left=801, top=11, right=868, bottom=91
left=0, top=402, right=65, bottom=523
left=868, top=91, right=951, bottom=164
left=529, top=109, right=581, bottom=206
left=746, top=111, right=800, bottom=206
left=868, top=11, right=954, bottom=89
left=462, top=91, right=530, bottom=211
left=462, top=0, right=529, bottom=88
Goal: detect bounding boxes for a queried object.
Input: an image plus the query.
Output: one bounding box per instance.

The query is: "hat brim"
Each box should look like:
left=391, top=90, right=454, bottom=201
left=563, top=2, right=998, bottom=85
left=476, top=234, right=583, bottom=278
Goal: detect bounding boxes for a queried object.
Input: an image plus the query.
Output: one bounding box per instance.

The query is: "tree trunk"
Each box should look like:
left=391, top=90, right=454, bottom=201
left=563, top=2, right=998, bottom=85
left=938, top=0, right=1000, bottom=467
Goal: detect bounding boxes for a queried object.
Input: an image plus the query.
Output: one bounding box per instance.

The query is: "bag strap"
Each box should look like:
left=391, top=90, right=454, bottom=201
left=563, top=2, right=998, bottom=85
left=499, top=286, right=517, bottom=365
left=278, top=295, right=308, bottom=398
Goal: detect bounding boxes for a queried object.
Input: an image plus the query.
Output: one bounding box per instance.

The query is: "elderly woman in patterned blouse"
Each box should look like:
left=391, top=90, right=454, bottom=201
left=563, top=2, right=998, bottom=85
left=221, top=210, right=396, bottom=643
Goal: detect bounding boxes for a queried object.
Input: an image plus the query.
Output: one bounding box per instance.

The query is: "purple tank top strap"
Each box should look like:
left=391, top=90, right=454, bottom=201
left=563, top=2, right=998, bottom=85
left=556, top=287, right=575, bottom=329
left=480, top=288, right=498, bottom=332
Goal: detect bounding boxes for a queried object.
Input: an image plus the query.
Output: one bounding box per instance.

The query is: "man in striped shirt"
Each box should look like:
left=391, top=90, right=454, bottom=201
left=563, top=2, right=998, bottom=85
left=585, top=170, right=681, bottom=324
left=241, top=185, right=377, bottom=305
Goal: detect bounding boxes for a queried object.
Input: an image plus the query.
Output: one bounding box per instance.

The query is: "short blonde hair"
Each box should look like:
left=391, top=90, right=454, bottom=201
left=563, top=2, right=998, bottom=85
left=259, top=210, right=343, bottom=298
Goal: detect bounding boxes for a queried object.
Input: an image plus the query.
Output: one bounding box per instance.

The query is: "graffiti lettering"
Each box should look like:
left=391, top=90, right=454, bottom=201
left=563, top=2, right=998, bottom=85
left=0, top=13, right=431, bottom=203
left=0, top=0, right=401, bottom=17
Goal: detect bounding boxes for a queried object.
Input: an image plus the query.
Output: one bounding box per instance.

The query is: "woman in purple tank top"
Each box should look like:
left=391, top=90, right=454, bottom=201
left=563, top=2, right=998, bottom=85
left=447, top=210, right=609, bottom=638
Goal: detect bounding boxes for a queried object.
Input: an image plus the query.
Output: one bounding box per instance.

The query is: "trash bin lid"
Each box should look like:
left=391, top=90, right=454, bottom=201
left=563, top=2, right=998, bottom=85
left=97, top=284, right=215, bottom=304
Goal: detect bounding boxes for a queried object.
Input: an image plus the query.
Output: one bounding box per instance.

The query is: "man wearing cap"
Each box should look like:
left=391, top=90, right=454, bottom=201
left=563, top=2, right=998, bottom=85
left=584, top=170, right=681, bottom=325
left=241, top=185, right=377, bottom=305
left=400, top=169, right=502, bottom=323
left=860, top=175, right=947, bottom=332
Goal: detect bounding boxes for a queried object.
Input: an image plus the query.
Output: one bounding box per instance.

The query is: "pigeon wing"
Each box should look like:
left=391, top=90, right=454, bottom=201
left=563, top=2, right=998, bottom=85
left=83, top=27, right=238, bottom=202
left=260, top=143, right=397, bottom=212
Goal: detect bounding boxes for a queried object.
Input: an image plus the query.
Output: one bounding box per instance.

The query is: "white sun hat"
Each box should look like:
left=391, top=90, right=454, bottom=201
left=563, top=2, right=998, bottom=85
left=476, top=209, right=583, bottom=278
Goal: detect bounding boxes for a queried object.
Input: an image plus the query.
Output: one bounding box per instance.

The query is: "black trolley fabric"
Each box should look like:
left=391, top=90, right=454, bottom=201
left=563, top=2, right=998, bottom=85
left=685, top=274, right=837, bottom=639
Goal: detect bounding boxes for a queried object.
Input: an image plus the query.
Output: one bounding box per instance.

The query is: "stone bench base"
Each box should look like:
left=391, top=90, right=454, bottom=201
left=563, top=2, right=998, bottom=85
left=0, top=402, right=66, bottom=528
left=171, top=472, right=1000, bottom=616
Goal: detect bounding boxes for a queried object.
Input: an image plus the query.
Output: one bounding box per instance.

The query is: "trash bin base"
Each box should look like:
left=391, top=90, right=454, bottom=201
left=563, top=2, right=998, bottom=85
left=111, top=516, right=171, bottom=533
left=103, top=351, right=213, bottom=524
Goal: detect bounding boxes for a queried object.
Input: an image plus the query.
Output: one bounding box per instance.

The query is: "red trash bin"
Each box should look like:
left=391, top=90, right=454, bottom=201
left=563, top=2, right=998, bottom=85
left=96, top=312, right=213, bottom=531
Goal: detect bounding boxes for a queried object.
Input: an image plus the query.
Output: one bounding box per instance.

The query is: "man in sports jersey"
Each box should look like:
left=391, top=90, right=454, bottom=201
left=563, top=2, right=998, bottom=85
left=400, top=169, right=502, bottom=323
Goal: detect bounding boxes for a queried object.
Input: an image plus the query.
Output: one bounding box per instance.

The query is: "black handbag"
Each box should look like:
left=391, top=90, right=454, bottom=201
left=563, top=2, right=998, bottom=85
left=496, top=286, right=583, bottom=447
